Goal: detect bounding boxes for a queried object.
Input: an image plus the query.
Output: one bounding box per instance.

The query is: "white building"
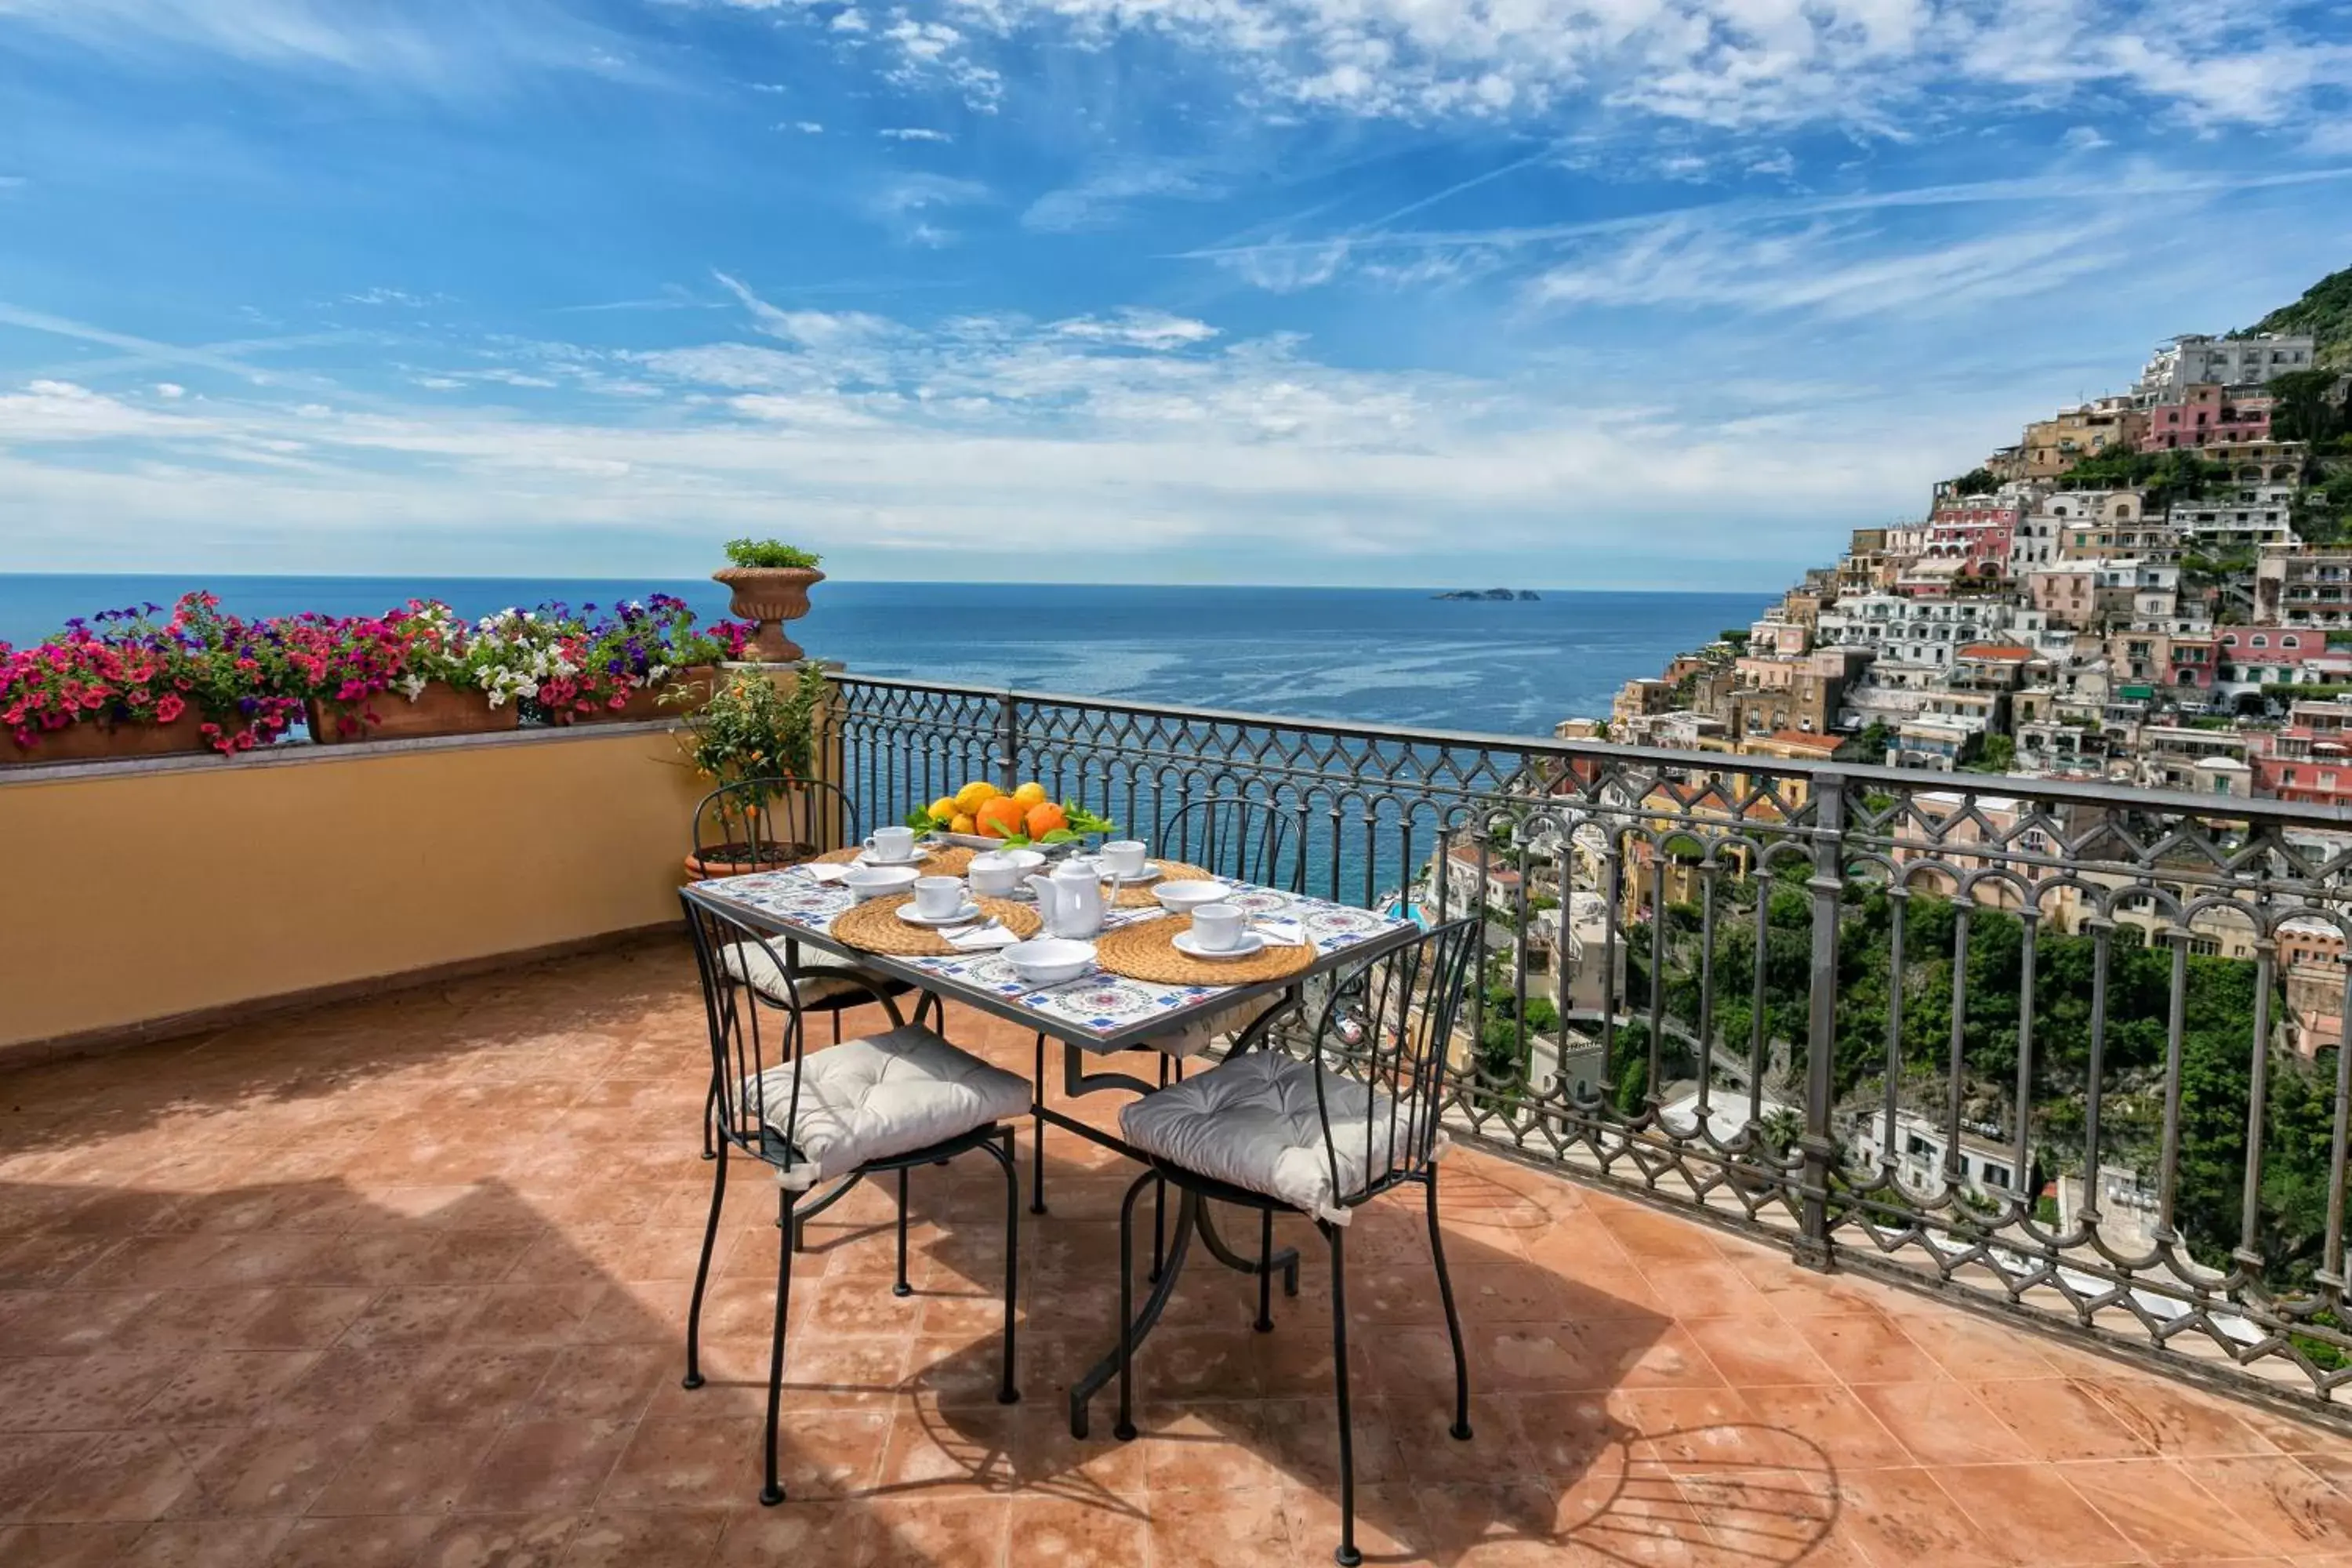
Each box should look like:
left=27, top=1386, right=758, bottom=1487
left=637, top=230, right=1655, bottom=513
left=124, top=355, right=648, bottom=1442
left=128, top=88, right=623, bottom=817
left=1842, top=1107, right=2021, bottom=1201
left=1815, top=593, right=2050, bottom=670
left=2169, top=485, right=2299, bottom=551
left=2134, top=332, right=2318, bottom=403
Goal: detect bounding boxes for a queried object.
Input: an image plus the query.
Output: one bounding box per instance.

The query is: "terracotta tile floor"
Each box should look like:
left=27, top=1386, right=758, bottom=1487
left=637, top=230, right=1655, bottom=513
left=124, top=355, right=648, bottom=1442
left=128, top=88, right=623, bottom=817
left=5, top=935, right=2352, bottom=1566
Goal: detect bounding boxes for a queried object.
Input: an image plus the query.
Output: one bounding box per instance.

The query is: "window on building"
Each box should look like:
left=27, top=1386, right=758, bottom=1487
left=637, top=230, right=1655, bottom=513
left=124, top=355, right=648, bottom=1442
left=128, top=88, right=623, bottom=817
left=1981, top=1163, right=2012, bottom=1189
left=1904, top=1134, right=1936, bottom=1160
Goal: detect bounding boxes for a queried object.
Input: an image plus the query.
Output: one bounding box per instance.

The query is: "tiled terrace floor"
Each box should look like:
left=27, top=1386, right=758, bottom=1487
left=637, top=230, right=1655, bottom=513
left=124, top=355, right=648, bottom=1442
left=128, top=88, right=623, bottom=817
left=5, top=938, right=2352, bottom=1567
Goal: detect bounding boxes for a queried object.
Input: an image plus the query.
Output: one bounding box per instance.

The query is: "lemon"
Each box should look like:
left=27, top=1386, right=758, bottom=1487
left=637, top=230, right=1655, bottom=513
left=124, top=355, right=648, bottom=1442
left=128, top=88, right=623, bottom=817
left=953, top=780, right=1000, bottom=814
left=1011, top=781, right=1048, bottom=808
left=927, top=796, right=958, bottom=825
left=949, top=812, right=978, bottom=836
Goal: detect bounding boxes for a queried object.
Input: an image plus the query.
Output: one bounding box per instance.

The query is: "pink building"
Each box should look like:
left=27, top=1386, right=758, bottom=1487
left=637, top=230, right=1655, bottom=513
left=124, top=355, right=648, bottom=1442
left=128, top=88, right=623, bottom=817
left=2139, top=385, right=2273, bottom=452
left=1923, top=499, right=2019, bottom=575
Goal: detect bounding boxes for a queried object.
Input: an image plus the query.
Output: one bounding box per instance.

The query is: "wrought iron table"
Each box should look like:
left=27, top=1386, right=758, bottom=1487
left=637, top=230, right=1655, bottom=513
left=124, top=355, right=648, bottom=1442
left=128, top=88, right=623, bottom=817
left=691, top=861, right=1421, bottom=1436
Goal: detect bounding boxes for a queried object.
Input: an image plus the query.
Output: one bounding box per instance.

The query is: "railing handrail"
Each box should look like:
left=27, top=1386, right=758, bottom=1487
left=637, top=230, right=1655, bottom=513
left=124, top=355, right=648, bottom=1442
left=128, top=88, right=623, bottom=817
left=831, top=671, right=2352, bottom=830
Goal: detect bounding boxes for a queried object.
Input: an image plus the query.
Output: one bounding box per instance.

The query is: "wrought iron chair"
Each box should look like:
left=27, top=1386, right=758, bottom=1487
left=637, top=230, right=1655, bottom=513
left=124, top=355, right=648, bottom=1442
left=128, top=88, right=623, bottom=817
left=678, top=887, right=1029, bottom=1504
left=688, top=777, right=942, bottom=1042
left=1029, top=795, right=1301, bottom=1217
left=1105, top=916, right=1480, bottom=1567
left=1157, top=793, right=1301, bottom=894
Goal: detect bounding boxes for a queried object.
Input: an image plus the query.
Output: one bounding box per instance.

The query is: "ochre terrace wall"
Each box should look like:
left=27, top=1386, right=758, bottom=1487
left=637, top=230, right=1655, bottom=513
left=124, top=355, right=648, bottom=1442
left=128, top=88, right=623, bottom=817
left=0, top=724, right=710, bottom=1054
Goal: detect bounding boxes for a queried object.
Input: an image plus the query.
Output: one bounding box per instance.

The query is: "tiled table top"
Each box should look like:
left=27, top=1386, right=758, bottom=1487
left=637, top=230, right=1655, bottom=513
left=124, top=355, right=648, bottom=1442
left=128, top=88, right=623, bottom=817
left=695, top=866, right=1415, bottom=1050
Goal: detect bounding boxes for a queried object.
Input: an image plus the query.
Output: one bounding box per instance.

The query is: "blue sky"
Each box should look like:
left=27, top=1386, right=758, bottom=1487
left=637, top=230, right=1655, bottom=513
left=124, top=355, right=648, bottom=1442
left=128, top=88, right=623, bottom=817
left=0, top=0, right=2347, bottom=590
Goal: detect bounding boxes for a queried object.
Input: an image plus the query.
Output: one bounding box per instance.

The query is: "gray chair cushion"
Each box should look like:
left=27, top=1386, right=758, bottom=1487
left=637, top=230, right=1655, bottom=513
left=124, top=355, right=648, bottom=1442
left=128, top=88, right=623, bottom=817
left=720, top=940, right=888, bottom=1008
left=1118, top=1050, right=1445, bottom=1223
left=741, top=1024, right=1032, bottom=1189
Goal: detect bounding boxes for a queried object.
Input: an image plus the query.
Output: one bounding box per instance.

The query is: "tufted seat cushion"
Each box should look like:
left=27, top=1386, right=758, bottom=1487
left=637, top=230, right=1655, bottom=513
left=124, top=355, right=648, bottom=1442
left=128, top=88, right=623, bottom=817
left=1118, top=1050, right=1444, bottom=1224
left=721, top=941, right=893, bottom=1009
left=741, top=1025, right=1032, bottom=1189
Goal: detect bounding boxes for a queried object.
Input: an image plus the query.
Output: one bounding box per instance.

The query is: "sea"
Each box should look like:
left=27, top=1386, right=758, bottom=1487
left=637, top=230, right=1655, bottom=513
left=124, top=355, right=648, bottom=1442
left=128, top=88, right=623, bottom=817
left=0, top=575, right=1767, bottom=739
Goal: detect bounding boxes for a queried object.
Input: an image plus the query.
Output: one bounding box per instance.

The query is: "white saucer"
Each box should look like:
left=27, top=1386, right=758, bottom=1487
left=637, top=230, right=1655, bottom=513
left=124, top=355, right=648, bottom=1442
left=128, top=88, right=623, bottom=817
left=861, top=851, right=927, bottom=867
left=899, top=902, right=982, bottom=927
left=1101, top=864, right=1161, bottom=884
left=1172, top=930, right=1265, bottom=961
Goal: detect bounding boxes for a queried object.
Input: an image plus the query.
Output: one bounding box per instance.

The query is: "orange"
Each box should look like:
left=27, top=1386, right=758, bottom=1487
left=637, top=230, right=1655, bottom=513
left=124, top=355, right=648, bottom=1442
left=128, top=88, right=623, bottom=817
left=1024, top=801, right=1068, bottom=839
left=976, top=797, right=1027, bottom=838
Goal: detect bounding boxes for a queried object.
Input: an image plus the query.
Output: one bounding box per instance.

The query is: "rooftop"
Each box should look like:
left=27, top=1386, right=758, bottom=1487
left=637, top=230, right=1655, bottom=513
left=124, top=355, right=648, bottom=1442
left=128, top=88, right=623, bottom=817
left=5, top=939, right=2350, bottom=1567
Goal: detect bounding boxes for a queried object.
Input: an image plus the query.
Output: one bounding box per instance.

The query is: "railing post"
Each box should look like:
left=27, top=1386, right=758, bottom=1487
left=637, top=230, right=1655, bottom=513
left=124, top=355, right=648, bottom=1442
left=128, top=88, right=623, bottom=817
left=1795, top=771, right=1849, bottom=1272
left=994, top=690, right=1021, bottom=793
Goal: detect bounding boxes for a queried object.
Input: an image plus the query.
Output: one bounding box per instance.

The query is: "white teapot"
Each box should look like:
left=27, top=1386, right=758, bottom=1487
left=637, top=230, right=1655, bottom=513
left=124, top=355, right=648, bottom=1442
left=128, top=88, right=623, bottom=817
left=1028, top=857, right=1107, bottom=939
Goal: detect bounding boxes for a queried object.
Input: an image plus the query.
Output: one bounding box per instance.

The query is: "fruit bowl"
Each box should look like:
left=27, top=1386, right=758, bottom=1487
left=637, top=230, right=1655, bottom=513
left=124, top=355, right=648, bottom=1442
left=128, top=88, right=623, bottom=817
left=905, top=779, right=1116, bottom=852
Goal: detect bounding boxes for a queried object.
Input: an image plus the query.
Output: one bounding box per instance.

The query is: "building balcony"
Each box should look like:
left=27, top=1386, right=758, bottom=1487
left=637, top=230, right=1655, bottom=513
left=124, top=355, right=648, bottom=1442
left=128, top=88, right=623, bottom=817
left=10, top=678, right=2352, bottom=1565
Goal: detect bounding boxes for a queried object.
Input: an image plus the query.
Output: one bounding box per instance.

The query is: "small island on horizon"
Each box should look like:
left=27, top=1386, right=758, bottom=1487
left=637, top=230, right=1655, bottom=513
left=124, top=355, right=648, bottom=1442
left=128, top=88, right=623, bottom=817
left=1432, top=588, right=1541, bottom=601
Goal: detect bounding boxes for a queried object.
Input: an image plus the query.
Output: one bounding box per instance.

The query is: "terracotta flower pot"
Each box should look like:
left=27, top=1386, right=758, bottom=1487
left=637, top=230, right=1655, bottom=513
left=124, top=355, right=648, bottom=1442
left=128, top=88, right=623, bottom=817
left=712, top=566, right=824, bottom=662
left=559, top=665, right=718, bottom=725
left=683, top=841, right=815, bottom=881
left=3, top=710, right=211, bottom=765
left=306, top=681, right=521, bottom=744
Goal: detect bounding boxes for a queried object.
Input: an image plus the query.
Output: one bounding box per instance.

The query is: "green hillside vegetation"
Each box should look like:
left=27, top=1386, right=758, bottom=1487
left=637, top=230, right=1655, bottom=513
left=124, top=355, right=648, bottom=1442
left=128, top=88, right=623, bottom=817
left=2245, top=263, right=2352, bottom=371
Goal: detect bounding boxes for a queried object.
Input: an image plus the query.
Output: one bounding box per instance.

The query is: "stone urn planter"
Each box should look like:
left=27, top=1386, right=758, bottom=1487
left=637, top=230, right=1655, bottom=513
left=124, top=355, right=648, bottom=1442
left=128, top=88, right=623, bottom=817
left=3, top=711, right=212, bottom=766
left=306, top=681, right=521, bottom=744
left=712, top=567, right=823, bottom=662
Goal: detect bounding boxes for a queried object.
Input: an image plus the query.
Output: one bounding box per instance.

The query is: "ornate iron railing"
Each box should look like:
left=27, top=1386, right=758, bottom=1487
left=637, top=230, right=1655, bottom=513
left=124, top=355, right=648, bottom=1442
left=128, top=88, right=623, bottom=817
left=828, top=672, right=2352, bottom=1420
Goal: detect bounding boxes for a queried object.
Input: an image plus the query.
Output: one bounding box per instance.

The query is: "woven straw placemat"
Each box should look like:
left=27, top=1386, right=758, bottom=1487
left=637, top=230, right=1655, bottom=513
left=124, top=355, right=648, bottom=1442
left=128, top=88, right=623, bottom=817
left=813, top=844, right=976, bottom=876
left=831, top=894, right=1040, bottom=957
left=1110, top=859, right=1218, bottom=909
left=1094, top=913, right=1317, bottom=985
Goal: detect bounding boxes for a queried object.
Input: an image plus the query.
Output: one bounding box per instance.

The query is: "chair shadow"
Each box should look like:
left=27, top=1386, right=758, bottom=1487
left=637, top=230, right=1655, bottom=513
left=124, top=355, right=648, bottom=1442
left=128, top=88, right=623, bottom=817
left=817, top=1145, right=1846, bottom=1566
left=0, top=1168, right=1036, bottom=1565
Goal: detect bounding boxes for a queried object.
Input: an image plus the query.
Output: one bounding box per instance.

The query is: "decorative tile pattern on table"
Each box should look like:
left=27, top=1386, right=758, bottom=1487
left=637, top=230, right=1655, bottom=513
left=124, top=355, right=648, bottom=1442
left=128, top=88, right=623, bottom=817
left=695, top=869, right=1414, bottom=1045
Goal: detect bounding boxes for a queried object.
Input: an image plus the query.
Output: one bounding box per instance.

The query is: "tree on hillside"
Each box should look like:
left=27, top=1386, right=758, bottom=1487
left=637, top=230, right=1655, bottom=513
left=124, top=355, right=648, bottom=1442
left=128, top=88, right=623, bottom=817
left=2245, top=263, right=2352, bottom=372
left=2269, top=368, right=2350, bottom=445
left=1949, top=468, right=1998, bottom=495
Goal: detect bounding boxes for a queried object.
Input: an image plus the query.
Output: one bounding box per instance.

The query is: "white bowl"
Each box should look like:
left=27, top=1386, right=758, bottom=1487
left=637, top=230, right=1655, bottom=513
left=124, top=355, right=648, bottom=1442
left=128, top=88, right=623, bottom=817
left=1002, top=937, right=1095, bottom=986
left=967, top=848, right=1047, bottom=898
left=840, top=864, right=920, bottom=902
left=1153, top=878, right=1229, bottom=915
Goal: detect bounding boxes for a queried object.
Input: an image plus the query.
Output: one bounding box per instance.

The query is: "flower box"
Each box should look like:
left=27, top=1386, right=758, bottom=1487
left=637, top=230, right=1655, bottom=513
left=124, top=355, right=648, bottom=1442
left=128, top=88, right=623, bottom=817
left=3, top=711, right=212, bottom=765
left=554, top=665, right=717, bottom=726
left=305, top=681, right=519, bottom=744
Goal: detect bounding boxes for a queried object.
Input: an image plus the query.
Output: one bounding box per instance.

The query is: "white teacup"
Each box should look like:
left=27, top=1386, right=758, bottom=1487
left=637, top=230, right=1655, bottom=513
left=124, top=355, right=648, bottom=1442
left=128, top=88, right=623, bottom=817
left=1100, top=840, right=1149, bottom=877
left=1190, top=904, right=1247, bottom=953
left=967, top=850, right=1042, bottom=897
left=865, top=826, right=918, bottom=863
left=912, top=875, right=966, bottom=919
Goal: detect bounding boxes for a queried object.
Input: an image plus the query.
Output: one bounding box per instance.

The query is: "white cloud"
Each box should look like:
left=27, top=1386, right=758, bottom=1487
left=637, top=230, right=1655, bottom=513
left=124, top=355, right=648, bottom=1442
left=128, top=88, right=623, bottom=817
left=1022, top=159, right=1222, bottom=232
left=838, top=0, right=2350, bottom=136
left=1525, top=212, right=2133, bottom=321
left=339, top=288, right=448, bottom=307
left=2060, top=125, right=2111, bottom=151
left=1051, top=309, right=1218, bottom=350
left=154, top=382, right=185, bottom=398
left=784, top=120, right=825, bottom=133
left=0, top=0, right=652, bottom=92
left=880, top=14, right=1003, bottom=109
left=879, top=126, right=953, bottom=142
left=0, top=298, right=1976, bottom=579
left=858, top=172, right=992, bottom=246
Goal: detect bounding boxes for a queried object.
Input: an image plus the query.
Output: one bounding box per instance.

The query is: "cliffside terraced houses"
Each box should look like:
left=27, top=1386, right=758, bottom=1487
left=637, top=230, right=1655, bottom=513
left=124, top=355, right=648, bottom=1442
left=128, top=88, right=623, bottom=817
left=1562, top=328, right=2352, bottom=1056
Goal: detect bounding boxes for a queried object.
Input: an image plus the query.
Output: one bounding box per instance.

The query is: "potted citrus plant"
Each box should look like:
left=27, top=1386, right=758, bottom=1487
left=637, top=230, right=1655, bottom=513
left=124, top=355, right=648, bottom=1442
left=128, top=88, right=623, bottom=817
left=677, top=662, right=830, bottom=878
left=712, top=539, right=824, bottom=662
